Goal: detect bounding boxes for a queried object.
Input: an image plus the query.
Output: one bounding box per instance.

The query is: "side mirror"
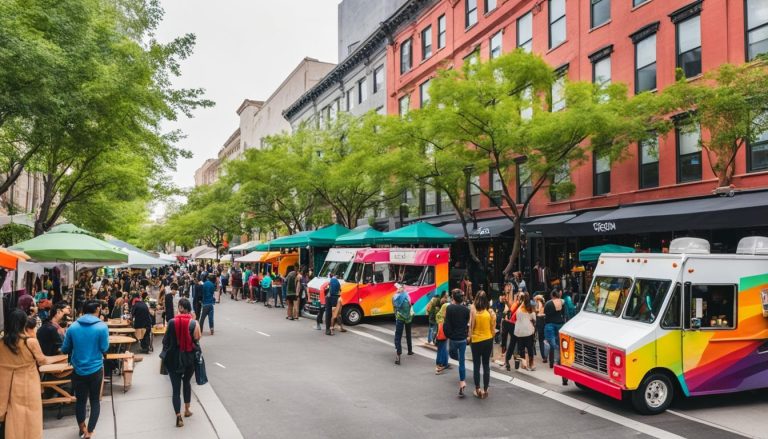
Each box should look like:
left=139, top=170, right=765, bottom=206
left=690, top=318, right=702, bottom=330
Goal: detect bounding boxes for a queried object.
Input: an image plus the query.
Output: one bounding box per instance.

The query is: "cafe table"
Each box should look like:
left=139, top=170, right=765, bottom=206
left=109, top=327, right=137, bottom=335
left=107, top=319, right=131, bottom=328
left=39, top=362, right=75, bottom=414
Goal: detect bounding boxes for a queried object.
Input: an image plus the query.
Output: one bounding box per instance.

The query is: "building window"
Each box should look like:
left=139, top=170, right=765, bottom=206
left=520, top=86, right=533, bottom=120
left=357, top=78, right=367, bottom=104
left=346, top=89, right=354, bottom=111
left=677, top=123, right=702, bottom=183
left=517, top=12, right=533, bottom=52
left=635, top=33, right=657, bottom=93
left=373, top=66, right=384, bottom=94
left=749, top=125, right=768, bottom=171
left=466, top=0, right=478, bottom=29
left=404, top=190, right=419, bottom=217
left=319, top=106, right=327, bottom=128
left=639, top=138, right=659, bottom=189
left=594, top=153, right=610, bottom=195
left=549, top=0, right=566, bottom=49
left=485, top=0, right=497, bottom=13
left=747, top=0, right=768, bottom=60
left=399, top=95, right=410, bottom=117
left=490, top=31, right=503, bottom=59
left=440, top=191, right=453, bottom=213
left=551, top=68, right=567, bottom=111
left=517, top=162, right=533, bottom=201
left=438, top=14, right=447, bottom=49
left=424, top=187, right=437, bottom=215
left=676, top=14, right=702, bottom=78
left=422, top=25, right=433, bottom=60
left=463, top=50, right=479, bottom=67
left=633, top=0, right=649, bottom=7
left=400, top=38, right=413, bottom=74
left=550, top=162, right=570, bottom=201
left=329, top=99, right=339, bottom=122
left=490, top=167, right=504, bottom=206
left=591, top=0, right=610, bottom=28
left=470, top=175, right=481, bottom=210
left=419, top=79, right=431, bottom=107
left=593, top=55, right=611, bottom=88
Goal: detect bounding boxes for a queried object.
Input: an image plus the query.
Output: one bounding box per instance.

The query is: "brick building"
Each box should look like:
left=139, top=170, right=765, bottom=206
left=387, top=0, right=768, bottom=290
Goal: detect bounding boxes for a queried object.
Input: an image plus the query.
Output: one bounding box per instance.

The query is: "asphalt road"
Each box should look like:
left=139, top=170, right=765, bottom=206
left=198, top=298, right=754, bottom=439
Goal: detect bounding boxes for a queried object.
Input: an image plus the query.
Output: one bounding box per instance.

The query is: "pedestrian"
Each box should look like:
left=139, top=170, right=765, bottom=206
left=218, top=269, right=228, bottom=303
left=284, top=266, right=298, bottom=320
left=504, top=292, right=523, bottom=371
left=459, top=274, right=473, bottom=305
left=244, top=264, right=253, bottom=302
left=544, top=289, right=568, bottom=385
left=434, top=291, right=450, bottom=374
left=392, top=283, right=413, bottom=365
left=443, top=289, right=470, bottom=398
left=192, top=276, right=203, bottom=320
left=273, top=272, right=285, bottom=308
left=161, top=298, right=201, bottom=428
left=61, top=300, right=110, bottom=439
left=514, top=271, right=527, bottom=293
left=426, top=292, right=441, bottom=345
left=166, top=283, right=178, bottom=324
left=325, top=273, right=341, bottom=335
left=469, top=291, right=495, bottom=398
left=534, top=294, right=547, bottom=363
left=261, top=272, right=273, bottom=308
left=199, top=274, right=216, bottom=335
left=0, top=310, right=58, bottom=439
left=230, top=265, right=242, bottom=301
left=298, top=267, right=308, bottom=318
left=248, top=269, right=259, bottom=303
left=515, top=292, right=537, bottom=371
left=37, top=301, right=70, bottom=355
left=132, top=293, right=153, bottom=353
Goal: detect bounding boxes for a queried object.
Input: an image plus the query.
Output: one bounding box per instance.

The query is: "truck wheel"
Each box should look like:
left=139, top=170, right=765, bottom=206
left=342, top=305, right=363, bottom=326
left=631, top=373, right=674, bottom=415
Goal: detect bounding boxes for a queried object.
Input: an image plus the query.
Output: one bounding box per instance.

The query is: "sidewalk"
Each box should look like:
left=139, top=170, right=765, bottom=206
left=43, top=338, right=243, bottom=439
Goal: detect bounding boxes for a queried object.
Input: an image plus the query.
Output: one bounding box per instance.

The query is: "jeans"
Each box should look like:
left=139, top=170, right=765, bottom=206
left=282, top=284, right=287, bottom=302
left=517, top=334, right=535, bottom=363
left=199, top=304, right=214, bottom=331
left=427, top=323, right=437, bottom=344
left=536, top=316, right=547, bottom=360
left=394, top=320, right=412, bottom=355
left=448, top=339, right=467, bottom=382
left=325, top=296, right=338, bottom=331
left=73, top=368, right=103, bottom=433
left=500, top=320, right=513, bottom=353
left=504, top=324, right=519, bottom=365
left=470, top=338, right=493, bottom=390
left=436, top=338, right=448, bottom=366
left=273, top=287, right=284, bottom=307
left=138, top=325, right=151, bottom=352
left=544, top=322, right=564, bottom=365
left=316, top=305, right=325, bottom=326
left=168, top=366, right=194, bottom=414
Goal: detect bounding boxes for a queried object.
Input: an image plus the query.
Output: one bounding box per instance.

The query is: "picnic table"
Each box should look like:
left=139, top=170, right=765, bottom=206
left=39, top=362, right=75, bottom=416
left=107, top=319, right=131, bottom=328
left=109, top=327, right=136, bottom=335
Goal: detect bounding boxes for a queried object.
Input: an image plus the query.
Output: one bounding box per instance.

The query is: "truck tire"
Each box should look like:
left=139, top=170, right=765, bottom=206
left=342, top=305, right=363, bottom=326
left=631, top=372, right=674, bottom=415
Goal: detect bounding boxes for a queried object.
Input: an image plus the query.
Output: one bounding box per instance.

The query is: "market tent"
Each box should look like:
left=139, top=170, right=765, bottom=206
left=156, top=252, right=177, bottom=262
left=220, top=254, right=232, bottom=262
left=306, top=224, right=352, bottom=246
left=335, top=227, right=384, bottom=246
left=11, top=232, right=128, bottom=263
left=108, top=238, right=152, bottom=256
left=379, top=222, right=456, bottom=245
left=195, top=249, right=219, bottom=260
left=267, top=231, right=313, bottom=249
left=578, top=244, right=635, bottom=262
left=254, top=243, right=270, bottom=251
left=115, top=249, right=171, bottom=269
left=0, top=248, right=30, bottom=270
left=229, top=240, right=260, bottom=253
left=235, top=251, right=281, bottom=263
left=49, top=223, right=94, bottom=235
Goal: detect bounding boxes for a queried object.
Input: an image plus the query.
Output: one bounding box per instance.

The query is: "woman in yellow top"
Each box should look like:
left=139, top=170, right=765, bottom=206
left=469, top=291, right=496, bottom=399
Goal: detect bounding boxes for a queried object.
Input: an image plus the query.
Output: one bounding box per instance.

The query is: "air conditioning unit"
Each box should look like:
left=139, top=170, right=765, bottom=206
left=669, top=238, right=710, bottom=254
left=736, top=236, right=768, bottom=255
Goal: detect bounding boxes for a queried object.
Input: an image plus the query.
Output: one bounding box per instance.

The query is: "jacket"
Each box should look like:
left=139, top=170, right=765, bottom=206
left=61, top=314, right=109, bottom=375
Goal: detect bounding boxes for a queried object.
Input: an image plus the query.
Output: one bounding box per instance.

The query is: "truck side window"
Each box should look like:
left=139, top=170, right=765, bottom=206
left=422, top=266, right=435, bottom=286
left=690, top=284, right=737, bottom=329
left=373, top=264, right=389, bottom=283
left=661, top=284, right=682, bottom=329
left=362, top=264, right=374, bottom=284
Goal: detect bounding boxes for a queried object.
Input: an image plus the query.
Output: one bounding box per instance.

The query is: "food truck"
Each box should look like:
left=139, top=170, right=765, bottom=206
left=555, top=237, right=768, bottom=414
left=305, top=248, right=360, bottom=317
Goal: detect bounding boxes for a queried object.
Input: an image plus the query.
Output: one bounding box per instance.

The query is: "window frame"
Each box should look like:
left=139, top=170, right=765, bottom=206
left=633, top=0, right=650, bottom=7
left=548, top=0, right=567, bottom=49
left=745, top=0, right=768, bottom=61
left=638, top=137, right=660, bottom=189
left=686, top=283, right=738, bottom=330
left=590, top=0, right=611, bottom=29
left=549, top=162, right=570, bottom=202
left=438, top=14, right=447, bottom=49
left=517, top=11, right=533, bottom=52
left=516, top=160, right=533, bottom=202
left=634, top=32, right=658, bottom=93
left=748, top=124, right=768, bottom=172
left=345, top=89, right=354, bottom=112
left=660, top=283, right=683, bottom=330
left=676, top=122, right=703, bottom=183
left=400, top=38, right=413, bottom=74
left=419, top=79, right=431, bottom=107
left=398, top=94, right=410, bottom=117
left=593, top=152, right=611, bottom=196
left=490, top=30, right=503, bottom=59
left=421, top=25, right=433, bottom=60
left=373, top=65, right=384, bottom=94
left=485, top=0, right=497, bottom=14
left=357, top=77, right=367, bottom=104
left=622, top=278, right=674, bottom=324
left=466, top=0, right=478, bottom=29
left=675, top=14, right=702, bottom=78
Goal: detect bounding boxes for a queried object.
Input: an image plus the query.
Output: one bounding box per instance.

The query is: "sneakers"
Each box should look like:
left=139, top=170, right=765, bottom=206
left=394, top=354, right=401, bottom=365
left=315, top=324, right=321, bottom=330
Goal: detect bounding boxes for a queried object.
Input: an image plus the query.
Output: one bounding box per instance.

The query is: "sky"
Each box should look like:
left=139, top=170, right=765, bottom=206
left=154, top=0, right=340, bottom=192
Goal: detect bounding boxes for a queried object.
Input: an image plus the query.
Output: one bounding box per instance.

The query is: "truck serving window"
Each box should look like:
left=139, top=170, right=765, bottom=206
left=584, top=276, right=632, bottom=317
left=623, top=278, right=672, bottom=323
left=691, top=284, right=737, bottom=329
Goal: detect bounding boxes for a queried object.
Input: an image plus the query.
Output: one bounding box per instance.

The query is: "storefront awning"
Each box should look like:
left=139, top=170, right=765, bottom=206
left=525, top=190, right=768, bottom=238
left=439, top=217, right=517, bottom=239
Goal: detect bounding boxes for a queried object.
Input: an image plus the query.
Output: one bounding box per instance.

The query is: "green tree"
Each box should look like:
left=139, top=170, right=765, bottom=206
left=664, top=62, right=768, bottom=187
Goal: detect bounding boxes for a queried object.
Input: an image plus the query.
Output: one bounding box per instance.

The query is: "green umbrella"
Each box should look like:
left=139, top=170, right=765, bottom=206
left=379, top=222, right=456, bottom=245
left=578, top=244, right=635, bottom=262
left=306, top=224, right=352, bottom=246
left=335, top=227, right=384, bottom=246
left=267, top=231, right=313, bottom=249
left=11, top=232, right=128, bottom=263
left=48, top=223, right=94, bottom=235
left=254, top=243, right=270, bottom=251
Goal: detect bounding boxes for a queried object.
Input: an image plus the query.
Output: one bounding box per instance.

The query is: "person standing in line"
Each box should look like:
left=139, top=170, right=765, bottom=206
left=443, top=289, right=470, bottom=398
left=534, top=294, right=547, bottom=363
left=243, top=265, right=253, bottom=303
left=199, top=274, right=216, bottom=335
left=392, top=283, right=413, bottom=365
left=469, top=291, right=495, bottom=398
left=514, top=271, right=527, bottom=292
left=297, top=267, right=308, bottom=318
left=426, top=293, right=441, bottom=345
left=533, top=261, right=548, bottom=293
left=192, top=275, right=204, bottom=320
left=515, top=292, right=537, bottom=371
left=284, top=266, right=298, bottom=320
left=36, top=301, right=70, bottom=356
left=61, top=300, right=110, bottom=439
left=132, top=295, right=153, bottom=353
left=230, top=265, right=242, bottom=301
left=504, top=292, right=523, bottom=370
left=248, top=269, right=260, bottom=304
left=498, top=283, right=514, bottom=358
left=166, top=283, right=178, bottom=325
left=218, top=269, right=228, bottom=304
left=161, top=298, right=201, bottom=428
left=434, top=291, right=450, bottom=374
left=261, top=272, right=273, bottom=308
left=325, top=274, right=341, bottom=336
left=544, top=289, right=568, bottom=385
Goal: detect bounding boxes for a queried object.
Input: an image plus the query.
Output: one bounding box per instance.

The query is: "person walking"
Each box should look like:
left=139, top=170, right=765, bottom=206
left=443, top=289, right=470, bottom=398
left=392, top=283, right=413, bottom=365
left=161, top=298, right=201, bottom=428
left=165, top=283, right=178, bottom=325
left=434, top=291, right=450, bottom=374
left=515, top=292, right=537, bottom=371
left=534, top=294, right=547, bottom=363
left=132, top=295, right=153, bottom=353
left=199, top=274, right=216, bottom=335
left=243, top=265, right=253, bottom=303
left=61, top=300, right=110, bottom=439
left=426, top=293, right=441, bottom=345
left=284, top=266, right=298, bottom=320
left=0, top=310, right=58, bottom=439
left=192, top=275, right=204, bottom=320
left=325, top=274, right=341, bottom=335
left=544, top=289, right=568, bottom=385
left=218, top=269, right=228, bottom=303
left=469, top=291, right=495, bottom=399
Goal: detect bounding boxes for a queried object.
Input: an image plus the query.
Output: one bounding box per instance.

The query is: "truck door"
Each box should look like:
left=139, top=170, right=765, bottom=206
left=655, top=282, right=684, bottom=392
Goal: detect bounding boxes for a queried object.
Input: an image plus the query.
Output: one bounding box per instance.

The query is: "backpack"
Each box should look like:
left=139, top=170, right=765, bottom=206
left=396, top=296, right=412, bottom=324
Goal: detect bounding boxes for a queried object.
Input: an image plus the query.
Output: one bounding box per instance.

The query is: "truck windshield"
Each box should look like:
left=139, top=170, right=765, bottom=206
left=584, top=276, right=632, bottom=317
left=623, top=278, right=672, bottom=323
left=319, top=261, right=350, bottom=278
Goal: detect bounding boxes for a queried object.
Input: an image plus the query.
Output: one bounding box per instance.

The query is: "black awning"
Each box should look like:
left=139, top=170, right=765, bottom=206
left=524, top=190, right=768, bottom=237
left=439, top=217, right=516, bottom=239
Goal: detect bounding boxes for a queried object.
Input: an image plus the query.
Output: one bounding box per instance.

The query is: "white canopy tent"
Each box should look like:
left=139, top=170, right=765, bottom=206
left=156, top=252, right=177, bottom=262
left=195, top=249, right=219, bottom=260
left=235, top=251, right=267, bottom=263
left=228, top=240, right=259, bottom=253
left=219, top=254, right=232, bottom=262
left=115, top=249, right=170, bottom=269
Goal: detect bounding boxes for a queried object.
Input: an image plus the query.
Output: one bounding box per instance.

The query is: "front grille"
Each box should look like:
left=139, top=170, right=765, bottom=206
left=573, top=340, right=608, bottom=375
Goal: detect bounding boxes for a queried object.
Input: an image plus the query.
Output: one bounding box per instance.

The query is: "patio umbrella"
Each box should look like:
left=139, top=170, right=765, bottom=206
left=0, top=248, right=30, bottom=270
left=379, top=222, right=456, bottom=245
left=335, top=227, right=385, bottom=246
left=115, top=248, right=171, bottom=269
left=48, top=223, right=94, bottom=235
left=578, top=244, right=635, bottom=262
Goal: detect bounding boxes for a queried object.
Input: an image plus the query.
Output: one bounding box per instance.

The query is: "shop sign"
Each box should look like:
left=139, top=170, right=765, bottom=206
left=471, top=227, right=491, bottom=236
left=592, top=221, right=617, bottom=233
left=391, top=250, right=417, bottom=264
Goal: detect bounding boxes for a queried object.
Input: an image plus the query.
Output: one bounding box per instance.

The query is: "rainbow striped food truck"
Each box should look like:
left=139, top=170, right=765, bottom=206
left=555, top=237, right=768, bottom=414
left=305, top=248, right=360, bottom=318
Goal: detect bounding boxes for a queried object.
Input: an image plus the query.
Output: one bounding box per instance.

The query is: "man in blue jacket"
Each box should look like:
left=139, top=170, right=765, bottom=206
left=199, top=274, right=216, bottom=335
left=61, top=300, right=109, bottom=438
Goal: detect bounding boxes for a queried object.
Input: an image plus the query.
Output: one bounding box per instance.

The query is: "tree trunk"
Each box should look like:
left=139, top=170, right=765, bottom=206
left=502, top=216, right=522, bottom=277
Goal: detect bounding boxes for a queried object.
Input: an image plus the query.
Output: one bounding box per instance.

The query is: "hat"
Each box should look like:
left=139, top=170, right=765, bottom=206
left=395, top=283, right=403, bottom=290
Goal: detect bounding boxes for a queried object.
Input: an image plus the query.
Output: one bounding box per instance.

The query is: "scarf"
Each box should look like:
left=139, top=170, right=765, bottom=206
left=174, top=313, right=194, bottom=352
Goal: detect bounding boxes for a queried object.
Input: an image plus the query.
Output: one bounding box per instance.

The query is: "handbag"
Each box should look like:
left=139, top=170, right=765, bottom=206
left=194, top=346, right=208, bottom=385
left=436, top=322, right=447, bottom=341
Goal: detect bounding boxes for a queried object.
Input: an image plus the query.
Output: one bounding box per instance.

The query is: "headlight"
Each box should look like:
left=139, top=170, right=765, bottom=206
left=561, top=339, right=569, bottom=350
left=613, top=355, right=621, bottom=367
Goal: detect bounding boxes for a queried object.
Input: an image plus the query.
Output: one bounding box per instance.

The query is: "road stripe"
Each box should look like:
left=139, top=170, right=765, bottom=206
left=347, top=327, right=686, bottom=439
left=667, top=410, right=753, bottom=438
left=256, top=331, right=271, bottom=337
left=215, top=362, right=226, bottom=369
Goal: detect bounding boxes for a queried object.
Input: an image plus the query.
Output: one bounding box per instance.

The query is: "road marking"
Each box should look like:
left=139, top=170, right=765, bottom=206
left=215, top=362, right=226, bottom=369
left=256, top=331, right=271, bottom=337
left=667, top=410, right=750, bottom=438
left=347, top=327, right=686, bottom=439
